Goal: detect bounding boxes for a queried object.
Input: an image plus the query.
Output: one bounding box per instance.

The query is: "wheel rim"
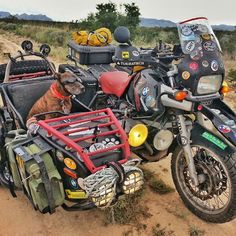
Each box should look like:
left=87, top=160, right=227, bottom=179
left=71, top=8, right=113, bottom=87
left=175, top=145, right=232, bottom=215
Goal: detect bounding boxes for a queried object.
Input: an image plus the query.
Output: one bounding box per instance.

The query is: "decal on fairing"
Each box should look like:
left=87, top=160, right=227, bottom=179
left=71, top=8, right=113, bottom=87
left=218, top=124, right=231, bottom=133
left=202, top=132, right=228, bottom=150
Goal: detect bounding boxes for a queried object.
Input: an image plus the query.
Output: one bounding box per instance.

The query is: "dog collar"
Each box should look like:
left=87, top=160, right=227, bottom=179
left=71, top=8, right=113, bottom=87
left=50, top=83, right=70, bottom=100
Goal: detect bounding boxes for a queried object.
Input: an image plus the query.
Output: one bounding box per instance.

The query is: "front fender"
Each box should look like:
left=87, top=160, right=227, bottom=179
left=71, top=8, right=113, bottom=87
left=167, top=122, right=235, bottom=156
left=199, top=99, right=236, bottom=147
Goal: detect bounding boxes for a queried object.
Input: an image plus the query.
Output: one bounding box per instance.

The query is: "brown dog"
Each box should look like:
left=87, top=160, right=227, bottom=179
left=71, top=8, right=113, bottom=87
left=26, top=71, right=85, bottom=126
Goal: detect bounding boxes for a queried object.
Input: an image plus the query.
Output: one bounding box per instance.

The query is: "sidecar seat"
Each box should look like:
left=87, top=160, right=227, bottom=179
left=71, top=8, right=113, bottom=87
left=2, top=76, right=55, bottom=128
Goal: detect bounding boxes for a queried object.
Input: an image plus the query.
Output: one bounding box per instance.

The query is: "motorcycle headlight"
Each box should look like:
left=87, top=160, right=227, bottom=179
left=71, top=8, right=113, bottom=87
left=197, top=75, right=222, bottom=95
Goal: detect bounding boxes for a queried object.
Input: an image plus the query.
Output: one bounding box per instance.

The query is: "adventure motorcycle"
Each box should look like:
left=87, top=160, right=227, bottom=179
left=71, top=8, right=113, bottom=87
left=0, top=41, right=144, bottom=214
left=61, top=17, right=236, bottom=223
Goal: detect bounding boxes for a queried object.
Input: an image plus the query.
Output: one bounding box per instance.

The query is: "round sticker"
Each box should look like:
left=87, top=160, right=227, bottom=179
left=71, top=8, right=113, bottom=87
left=203, top=41, right=216, bottom=51
left=190, top=50, right=203, bottom=61
left=181, top=25, right=193, bottom=36
left=211, top=60, right=219, bottom=71
left=70, top=178, right=78, bottom=189
left=89, top=143, right=105, bottom=152
left=185, top=41, right=196, bottom=53
left=218, top=125, right=231, bottom=134
left=142, top=87, right=149, bottom=96
left=202, top=60, right=209, bottom=67
left=132, top=51, right=140, bottom=57
left=182, top=71, right=191, bottom=80
left=198, top=25, right=208, bottom=33
left=189, top=62, right=199, bottom=71
left=201, top=34, right=211, bottom=40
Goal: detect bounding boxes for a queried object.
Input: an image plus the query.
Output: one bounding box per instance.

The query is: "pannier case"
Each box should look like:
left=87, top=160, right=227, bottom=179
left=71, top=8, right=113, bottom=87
left=67, top=40, right=115, bottom=65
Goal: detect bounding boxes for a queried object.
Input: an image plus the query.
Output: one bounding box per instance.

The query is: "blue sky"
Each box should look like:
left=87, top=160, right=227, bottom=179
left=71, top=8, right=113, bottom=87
left=0, top=0, right=235, bottom=25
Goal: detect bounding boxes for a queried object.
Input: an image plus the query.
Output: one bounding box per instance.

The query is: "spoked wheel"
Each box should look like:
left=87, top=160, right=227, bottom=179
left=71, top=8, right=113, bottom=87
left=171, top=142, right=236, bottom=223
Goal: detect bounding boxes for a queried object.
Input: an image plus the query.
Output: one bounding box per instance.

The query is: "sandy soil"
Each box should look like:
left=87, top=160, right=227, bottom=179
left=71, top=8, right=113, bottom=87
left=0, top=31, right=236, bottom=236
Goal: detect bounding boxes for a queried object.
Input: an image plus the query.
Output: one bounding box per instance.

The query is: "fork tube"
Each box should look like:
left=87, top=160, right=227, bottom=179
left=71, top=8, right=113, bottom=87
left=177, top=114, right=199, bottom=186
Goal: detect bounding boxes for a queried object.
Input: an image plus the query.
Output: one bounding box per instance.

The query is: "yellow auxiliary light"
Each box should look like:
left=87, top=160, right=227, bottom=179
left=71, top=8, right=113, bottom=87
left=128, top=124, right=148, bottom=147
left=64, top=158, right=77, bottom=170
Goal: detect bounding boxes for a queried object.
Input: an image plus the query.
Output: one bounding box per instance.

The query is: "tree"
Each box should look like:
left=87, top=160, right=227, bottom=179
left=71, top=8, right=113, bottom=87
left=95, top=2, right=119, bottom=31
left=124, top=3, right=140, bottom=29
left=80, top=2, right=141, bottom=33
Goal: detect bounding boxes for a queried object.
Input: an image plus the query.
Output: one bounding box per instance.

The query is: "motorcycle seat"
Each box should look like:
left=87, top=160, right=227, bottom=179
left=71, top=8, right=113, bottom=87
left=99, top=71, right=131, bottom=97
left=3, top=76, right=54, bottom=127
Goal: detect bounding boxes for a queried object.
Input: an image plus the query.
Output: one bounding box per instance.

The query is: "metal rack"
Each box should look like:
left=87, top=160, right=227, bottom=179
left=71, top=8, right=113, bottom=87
left=38, top=108, right=130, bottom=173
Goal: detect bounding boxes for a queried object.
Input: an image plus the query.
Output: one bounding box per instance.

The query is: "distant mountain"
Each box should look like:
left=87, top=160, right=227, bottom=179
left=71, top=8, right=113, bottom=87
left=0, top=11, right=11, bottom=18
left=140, top=17, right=236, bottom=31
left=212, top=24, right=236, bottom=31
left=15, top=13, right=52, bottom=21
left=140, top=17, right=176, bottom=28
left=0, top=11, right=52, bottom=21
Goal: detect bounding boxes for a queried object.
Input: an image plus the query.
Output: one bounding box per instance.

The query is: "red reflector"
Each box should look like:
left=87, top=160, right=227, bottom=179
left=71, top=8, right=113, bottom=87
left=63, top=168, right=77, bottom=179
left=189, top=62, right=199, bottom=71
left=197, top=105, right=203, bottom=111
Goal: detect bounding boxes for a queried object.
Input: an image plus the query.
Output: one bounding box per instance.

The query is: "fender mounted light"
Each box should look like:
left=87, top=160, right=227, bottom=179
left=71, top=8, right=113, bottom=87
left=128, top=124, right=148, bottom=147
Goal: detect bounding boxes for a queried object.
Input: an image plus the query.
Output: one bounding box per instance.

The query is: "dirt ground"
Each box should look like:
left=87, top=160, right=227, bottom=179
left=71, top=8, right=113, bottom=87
left=0, top=31, right=236, bottom=236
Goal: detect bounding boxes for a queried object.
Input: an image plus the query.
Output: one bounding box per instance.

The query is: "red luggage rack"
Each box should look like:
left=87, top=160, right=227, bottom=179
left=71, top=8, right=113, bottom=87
left=37, top=108, right=130, bottom=173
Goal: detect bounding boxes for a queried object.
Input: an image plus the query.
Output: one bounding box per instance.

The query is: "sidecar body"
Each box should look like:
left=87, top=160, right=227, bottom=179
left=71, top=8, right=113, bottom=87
left=0, top=58, right=143, bottom=214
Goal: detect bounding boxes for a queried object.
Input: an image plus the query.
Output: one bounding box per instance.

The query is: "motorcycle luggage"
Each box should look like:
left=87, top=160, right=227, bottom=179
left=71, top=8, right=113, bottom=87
left=12, top=138, right=65, bottom=213
left=59, top=64, right=98, bottom=111
left=67, top=40, right=115, bottom=65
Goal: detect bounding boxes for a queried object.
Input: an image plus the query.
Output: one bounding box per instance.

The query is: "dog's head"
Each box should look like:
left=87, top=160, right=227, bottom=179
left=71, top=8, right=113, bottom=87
left=56, top=72, right=85, bottom=95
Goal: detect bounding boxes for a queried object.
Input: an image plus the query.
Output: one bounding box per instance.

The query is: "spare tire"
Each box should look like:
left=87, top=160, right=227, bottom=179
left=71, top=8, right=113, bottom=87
left=0, top=60, right=53, bottom=82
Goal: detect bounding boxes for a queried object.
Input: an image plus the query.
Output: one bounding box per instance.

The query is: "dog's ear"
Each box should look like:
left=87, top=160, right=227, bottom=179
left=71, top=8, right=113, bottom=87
left=54, top=72, right=61, bottom=81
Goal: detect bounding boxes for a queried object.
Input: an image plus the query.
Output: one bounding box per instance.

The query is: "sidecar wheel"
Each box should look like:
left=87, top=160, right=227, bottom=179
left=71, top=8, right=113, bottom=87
left=171, top=142, right=236, bottom=223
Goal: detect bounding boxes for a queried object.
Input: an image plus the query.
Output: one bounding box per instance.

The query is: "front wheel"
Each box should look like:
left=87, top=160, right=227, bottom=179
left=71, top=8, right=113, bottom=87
left=171, top=142, right=236, bottom=223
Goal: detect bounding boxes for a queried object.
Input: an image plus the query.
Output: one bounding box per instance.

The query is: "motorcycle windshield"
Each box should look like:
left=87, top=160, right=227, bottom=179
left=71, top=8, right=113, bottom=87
left=177, top=17, right=222, bottom=56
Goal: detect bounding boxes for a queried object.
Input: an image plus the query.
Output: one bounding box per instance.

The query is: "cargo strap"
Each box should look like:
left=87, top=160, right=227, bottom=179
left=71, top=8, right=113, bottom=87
left=32, top=153, right=56, bottom=214
left=106, top=161, right=125, bottom=184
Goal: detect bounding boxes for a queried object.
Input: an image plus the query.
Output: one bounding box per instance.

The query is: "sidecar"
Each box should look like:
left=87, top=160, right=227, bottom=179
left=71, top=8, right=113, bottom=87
left=0, top=44, right=143, bottom=214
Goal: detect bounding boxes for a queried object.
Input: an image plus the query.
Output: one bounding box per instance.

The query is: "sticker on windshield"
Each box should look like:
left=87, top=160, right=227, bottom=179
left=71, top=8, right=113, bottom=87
left=189, top=62, right=199, bottom=71
left=202, top=132, right=228, bottom=150
left=211, top=60, right=219, bottom=71
left=185, top=41, right=196, bottom=53
left=190, top=50, right=203, bottom=60
left=182, top=71, right=190, bottom=80
left=198, top=24, right=208, bottom=33
left=202, top=60, right=209, bottom=67
left=203, top=41, right=216, bottom=51
left=181, top=25, right=193, bottom=36
left=201, top=34, right=211, bottom=40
